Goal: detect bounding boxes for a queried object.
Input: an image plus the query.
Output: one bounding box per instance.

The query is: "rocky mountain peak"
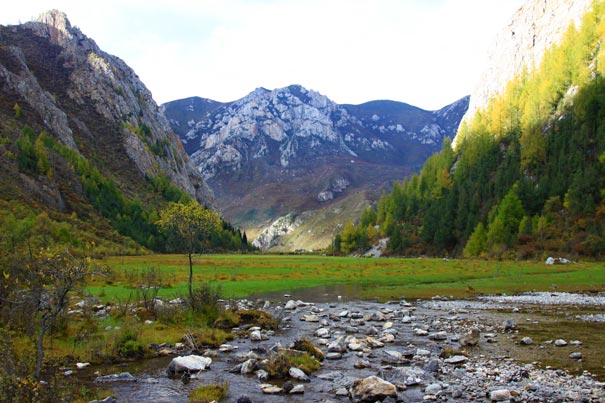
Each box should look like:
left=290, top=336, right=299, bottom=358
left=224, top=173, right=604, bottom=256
left=164, top=86, right=468, bottom=251
left=34, top=9, right=72, bottom=33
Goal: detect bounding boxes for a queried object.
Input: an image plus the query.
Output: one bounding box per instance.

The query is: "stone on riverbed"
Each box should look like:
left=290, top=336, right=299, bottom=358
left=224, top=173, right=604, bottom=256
left=351, top=376, right=397, bottom=402
left=260, top=383, right=283, bottom=394
left=489, top=388, right=512, bottom=401
left=166, top=355, right=211, bottom=376
left=429, top=331, right=447, bottom=341
left=94, top=372, right=136, bottom=383
left=459, top=328, right=480, bottom=346
left=289, top=367, right=310, bottom=382
left=444, top=355, right=468, bottom=365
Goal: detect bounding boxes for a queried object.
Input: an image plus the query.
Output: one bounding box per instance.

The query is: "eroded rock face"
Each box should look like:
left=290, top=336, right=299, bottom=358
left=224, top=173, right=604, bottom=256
left=1, top=10, right=213, bottom=206
left=460, top=0, right=592, bottom=135
left=252, top=213, right=303, bottom=250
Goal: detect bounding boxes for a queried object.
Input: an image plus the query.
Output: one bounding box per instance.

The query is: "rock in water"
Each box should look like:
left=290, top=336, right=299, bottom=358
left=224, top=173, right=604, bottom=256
left=460, top=327, right=480, bottom=347
left=351, top=376, right=397, bottom=402
left=289, top=367, right=310, bottom=382
left=166, top=355, right=211, bottom=376
left=94, top=372, right=136, bottom=383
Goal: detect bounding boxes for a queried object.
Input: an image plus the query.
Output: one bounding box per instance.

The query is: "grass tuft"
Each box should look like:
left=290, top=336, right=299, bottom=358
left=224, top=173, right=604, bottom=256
left=189, top=382, right=228, bottom=403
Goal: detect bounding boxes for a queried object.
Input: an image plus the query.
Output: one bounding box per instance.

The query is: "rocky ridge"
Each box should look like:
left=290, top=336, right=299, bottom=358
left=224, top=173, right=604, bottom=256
left=165, top=86, right=468, bottom=180
left=163, top=87, right=468, bottom=250
left=0, top=10, right=212, bottom=206
left=461, top=0, right=592, bottom=129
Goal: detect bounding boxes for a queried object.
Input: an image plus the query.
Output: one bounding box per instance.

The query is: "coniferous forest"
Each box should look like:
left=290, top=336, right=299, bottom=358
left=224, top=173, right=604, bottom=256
left=335, top=1, right=605, bottom=259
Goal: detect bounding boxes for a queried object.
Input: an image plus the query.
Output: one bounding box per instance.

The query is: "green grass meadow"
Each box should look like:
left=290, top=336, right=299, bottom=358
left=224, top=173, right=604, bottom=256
left=89, top=254, right=605, bottom=302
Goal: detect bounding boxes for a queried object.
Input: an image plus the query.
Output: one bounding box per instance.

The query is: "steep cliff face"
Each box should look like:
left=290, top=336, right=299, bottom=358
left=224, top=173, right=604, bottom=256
left=164, top=86, right=468, bottom=250
left=0, top=10, right=212, bottom=207
left=462, top=0, right=592, bottom=128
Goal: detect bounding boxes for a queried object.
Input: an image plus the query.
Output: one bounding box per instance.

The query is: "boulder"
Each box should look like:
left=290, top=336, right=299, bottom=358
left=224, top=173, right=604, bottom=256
left=459, top=328, right=480, bottom=347
left=289, top=367, right=310, bottom=382
left=166, top=355, right=211, bottom=376
left=351, top=376, right=397, bottom=402
left=240, top=359, right=256, bottom=374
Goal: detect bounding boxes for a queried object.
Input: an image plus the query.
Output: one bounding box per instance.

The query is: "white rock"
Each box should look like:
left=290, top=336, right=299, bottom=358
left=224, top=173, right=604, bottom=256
left=76, top=362, right=91, bottom=369
left=316, top=327, right=330, bottom=338
left=289, top=367, right=310, bottom=382
left=554, top=339, right=568, bottom=347
left=250, top=330, right=262, bottom=341
left=167, top=355, right=211, bottom=375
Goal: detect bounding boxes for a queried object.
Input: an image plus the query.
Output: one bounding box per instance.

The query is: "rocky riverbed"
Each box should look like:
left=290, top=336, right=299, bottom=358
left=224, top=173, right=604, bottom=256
left=88, top=291, right=605, bottom=402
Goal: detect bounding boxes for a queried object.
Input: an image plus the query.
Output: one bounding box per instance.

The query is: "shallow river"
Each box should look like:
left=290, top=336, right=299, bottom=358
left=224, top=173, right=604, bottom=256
left=81, top=286, right=605, bottom=402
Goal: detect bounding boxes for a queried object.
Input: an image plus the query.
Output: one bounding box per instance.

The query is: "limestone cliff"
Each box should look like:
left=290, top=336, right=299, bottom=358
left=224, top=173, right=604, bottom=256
left=461, top=0, right=592, bottom=131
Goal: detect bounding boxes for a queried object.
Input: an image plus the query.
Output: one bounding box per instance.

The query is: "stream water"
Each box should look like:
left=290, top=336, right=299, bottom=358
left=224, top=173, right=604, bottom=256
left=79, top=285, right=605, bottom=402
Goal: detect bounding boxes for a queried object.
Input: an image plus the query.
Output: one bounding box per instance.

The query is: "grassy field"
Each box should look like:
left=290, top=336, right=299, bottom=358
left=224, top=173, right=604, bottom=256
left=88, top=254, right=605, bottom=302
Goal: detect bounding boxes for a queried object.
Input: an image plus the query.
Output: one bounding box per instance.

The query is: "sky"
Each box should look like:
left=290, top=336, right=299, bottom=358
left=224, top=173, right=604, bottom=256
left=2, top=0, right=525, bottom=110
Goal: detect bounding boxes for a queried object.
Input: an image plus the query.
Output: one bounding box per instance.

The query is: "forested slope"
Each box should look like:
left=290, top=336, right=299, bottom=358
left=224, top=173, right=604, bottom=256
left=336, top=1, right=605, bottom=259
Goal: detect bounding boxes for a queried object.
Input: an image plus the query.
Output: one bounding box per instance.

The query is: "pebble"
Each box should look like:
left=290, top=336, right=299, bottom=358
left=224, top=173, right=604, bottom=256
left=555, top=339, right=568, bottom=347
left=521, top=337, right=533, bottom=345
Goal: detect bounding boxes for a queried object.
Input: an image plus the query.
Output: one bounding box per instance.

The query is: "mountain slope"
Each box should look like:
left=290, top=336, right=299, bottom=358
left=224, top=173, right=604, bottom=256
left=163, top=86, right=468, bottom=250
left=342, top=0, right=605, bottom=259
left=0, top=10, right=216, bottom=251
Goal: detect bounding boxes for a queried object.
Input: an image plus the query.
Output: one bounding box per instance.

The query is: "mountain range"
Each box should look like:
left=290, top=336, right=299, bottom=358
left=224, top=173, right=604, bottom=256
left=163, top=86, right=469, bottom=250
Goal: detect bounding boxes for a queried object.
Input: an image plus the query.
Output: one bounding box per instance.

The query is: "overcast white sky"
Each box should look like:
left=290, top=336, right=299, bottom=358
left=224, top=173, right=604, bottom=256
left=2, top=0, right=525, bottom=110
